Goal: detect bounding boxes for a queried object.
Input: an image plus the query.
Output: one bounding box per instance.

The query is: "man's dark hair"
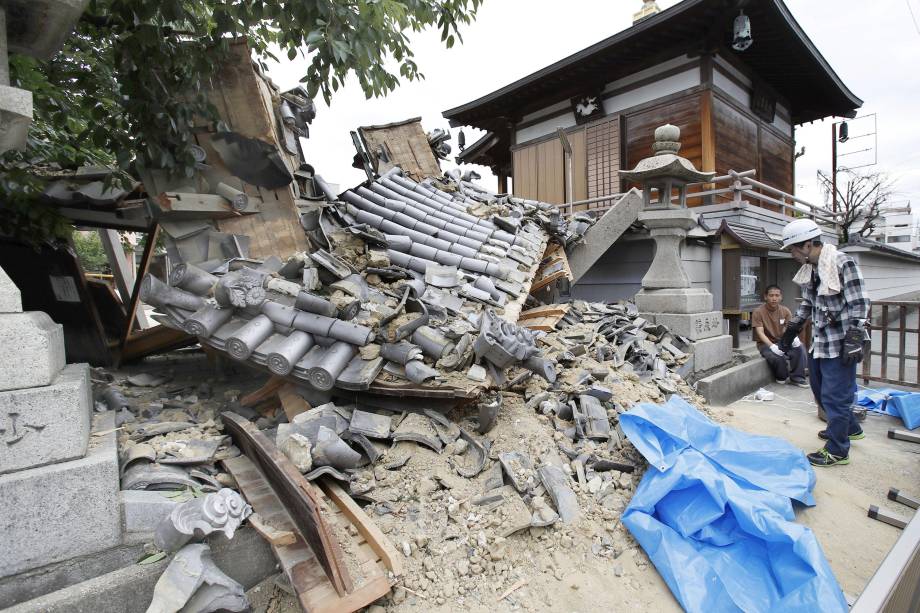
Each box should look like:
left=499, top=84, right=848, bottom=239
left=764, top=284, right=782, bottom=296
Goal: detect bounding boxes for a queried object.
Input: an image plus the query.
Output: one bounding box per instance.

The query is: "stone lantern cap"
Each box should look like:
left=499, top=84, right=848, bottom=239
left=618, top=124, right=715, bottom=184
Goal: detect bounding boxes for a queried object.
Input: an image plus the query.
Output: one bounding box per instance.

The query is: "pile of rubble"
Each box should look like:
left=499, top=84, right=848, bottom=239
left=99, top=168, right=710, bottom=611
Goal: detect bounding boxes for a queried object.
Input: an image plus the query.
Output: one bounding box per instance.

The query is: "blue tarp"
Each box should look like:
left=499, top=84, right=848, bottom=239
left=620, top=396, right=847, bottom=613
left=856, top=387, right=920, bottom=429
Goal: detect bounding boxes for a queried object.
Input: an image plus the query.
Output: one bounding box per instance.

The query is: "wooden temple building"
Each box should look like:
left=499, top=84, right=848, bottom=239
left=444, top=0, right=861, bottom=206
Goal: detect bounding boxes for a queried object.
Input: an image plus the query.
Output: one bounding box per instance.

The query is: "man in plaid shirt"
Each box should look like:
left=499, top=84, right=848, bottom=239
left=779, top=219, right=870, bottom=467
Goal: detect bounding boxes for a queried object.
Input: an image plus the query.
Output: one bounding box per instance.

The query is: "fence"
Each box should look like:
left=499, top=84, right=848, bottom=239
left=862, top=301, right=920, bottom=388
left=556, top=169, right=842, bottom=235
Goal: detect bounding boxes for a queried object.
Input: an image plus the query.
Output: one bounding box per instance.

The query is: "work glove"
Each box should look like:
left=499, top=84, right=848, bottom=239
left=842, top=327, right=865, bottom=365
left=778, top=316, right=806, bottom=352
left=792, top=337, right=802, bottom=349
left=769, top=344, right=784, bottom=356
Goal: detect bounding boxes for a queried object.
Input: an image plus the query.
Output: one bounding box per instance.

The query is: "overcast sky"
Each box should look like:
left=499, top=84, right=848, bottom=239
left=265, top=0, right=920, bottom=211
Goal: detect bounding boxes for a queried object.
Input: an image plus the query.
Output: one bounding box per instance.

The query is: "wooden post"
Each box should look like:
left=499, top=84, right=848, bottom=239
left=831, top=123, right=838, bottom=213
left=700, top=90, right=716, bottom=203
left=881, top=305, right=889, bottom=382
left=497, top=174, right=508, bottom=194
left=99, top=228, right=150, bottom=330
left=117, top=223, right=159, bottom=355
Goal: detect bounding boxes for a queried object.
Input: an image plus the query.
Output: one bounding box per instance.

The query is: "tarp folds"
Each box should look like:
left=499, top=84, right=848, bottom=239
left=856, top=386, right=920, bottom=430
left=620, top=397, right=847, bottom=613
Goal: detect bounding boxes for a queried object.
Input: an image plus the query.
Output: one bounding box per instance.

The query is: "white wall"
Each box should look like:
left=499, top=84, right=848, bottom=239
left=844, top=250, right=920, bottom=301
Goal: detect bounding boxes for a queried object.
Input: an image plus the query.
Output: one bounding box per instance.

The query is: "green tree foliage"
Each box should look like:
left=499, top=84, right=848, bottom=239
left=72, top=231, right=111, bottom=273
left=1, top=0, right=482, bottom=241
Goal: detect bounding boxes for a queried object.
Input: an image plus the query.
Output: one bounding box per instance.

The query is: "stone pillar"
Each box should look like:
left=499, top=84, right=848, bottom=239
left=634, top=212, right=733, bottom=374
left=0, top=6, right=33, bottom=153
left=0, top=266, right=121, bottom=580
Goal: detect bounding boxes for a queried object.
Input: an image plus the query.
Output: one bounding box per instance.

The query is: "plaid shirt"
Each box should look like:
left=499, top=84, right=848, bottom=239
left=794, top=251, right=870, bottom=359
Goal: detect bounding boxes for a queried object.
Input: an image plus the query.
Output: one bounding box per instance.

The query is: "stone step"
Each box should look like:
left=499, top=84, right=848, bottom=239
left=0, top=311, right=65, bottom=392
left=0, top=412, right=121, bottom=579
left=697, top=357, right=774, bottom=406
left=0, top=363, right=91, bottom=475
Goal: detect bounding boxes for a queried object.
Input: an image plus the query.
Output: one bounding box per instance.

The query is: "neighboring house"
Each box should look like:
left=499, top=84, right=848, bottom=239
left=862, top=204, right=919, bottom=254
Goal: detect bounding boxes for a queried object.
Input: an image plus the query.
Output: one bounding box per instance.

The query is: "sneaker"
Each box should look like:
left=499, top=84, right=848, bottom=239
left=807, top=448, right=849, bottom=467
left=818, top=429, right=865, bottom=441
left=790, top=378, right=810, bottom=388
left=776, top=378, right=788, bottom=385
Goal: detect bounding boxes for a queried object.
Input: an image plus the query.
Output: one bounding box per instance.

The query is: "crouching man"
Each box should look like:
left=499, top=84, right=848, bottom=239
left=779, top=219, right=870, bottom=467
left=752, top=285, right=808, bottom=387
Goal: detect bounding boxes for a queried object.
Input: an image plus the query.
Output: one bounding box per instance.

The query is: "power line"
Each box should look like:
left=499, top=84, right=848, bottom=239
left=906, top=0, right=920, bottom=36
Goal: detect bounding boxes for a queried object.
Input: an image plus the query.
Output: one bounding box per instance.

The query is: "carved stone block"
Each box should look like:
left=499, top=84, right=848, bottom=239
left=0, top=267, right=22, bottom=313
left=0, top=311, right=66, bottom=392
left=645, top=311, right=725, bottom=341
left=0, top=363, right=91, bottom=475
left=0, top=412, right=121, bottom=578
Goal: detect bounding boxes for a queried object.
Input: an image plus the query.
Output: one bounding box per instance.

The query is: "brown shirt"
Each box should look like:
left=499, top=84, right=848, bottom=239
left=751, top=304, right=793, bottom=349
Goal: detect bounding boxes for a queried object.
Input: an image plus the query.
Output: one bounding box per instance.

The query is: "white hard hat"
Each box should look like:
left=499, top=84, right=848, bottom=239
left=781, top=218, right=821, bottom=249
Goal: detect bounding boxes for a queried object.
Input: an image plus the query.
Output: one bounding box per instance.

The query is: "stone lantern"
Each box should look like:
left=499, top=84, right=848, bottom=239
left=619, top=124, right=713, bottom=210
left=619, top=124, right=732, bottom=373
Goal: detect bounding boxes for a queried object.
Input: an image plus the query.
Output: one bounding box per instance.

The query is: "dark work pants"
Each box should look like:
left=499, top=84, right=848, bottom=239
left=759, top=344, right=807, bottom=381
left=808, top=354, right=859, bottom=458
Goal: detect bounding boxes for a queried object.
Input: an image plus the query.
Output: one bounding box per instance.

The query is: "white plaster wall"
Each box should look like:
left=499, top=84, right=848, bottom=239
left=714, top=69, right=750, bottom=107
left=602, top=67, right=700, bottom=116
left=515, top=112, right=577, bottom=144
left=601, top=55, right=693, bottom=95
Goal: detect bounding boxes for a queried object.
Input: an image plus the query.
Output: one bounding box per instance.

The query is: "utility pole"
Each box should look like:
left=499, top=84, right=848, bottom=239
left=831, top=122, right=838, bottom=213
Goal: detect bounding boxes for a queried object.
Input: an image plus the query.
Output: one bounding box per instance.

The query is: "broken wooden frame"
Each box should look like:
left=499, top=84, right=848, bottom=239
left=221, top=411, right=352, bottom=595
left=117, top=223, right=195, bottom=365
left=530, top=243, right=573, bottom=295
left=223, top=411, right=402, bottom=612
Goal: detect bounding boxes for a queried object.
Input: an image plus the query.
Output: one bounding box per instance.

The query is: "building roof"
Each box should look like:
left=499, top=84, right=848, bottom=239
left=443, top=0, right=862, bottom=133
left=713, top=219, right=783, bottom=251
left=842, top=238, right=920, bottom=263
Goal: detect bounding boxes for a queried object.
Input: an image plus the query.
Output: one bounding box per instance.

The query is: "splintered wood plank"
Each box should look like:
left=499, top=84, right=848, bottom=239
left=221, top=412, right=352, bottom=596
left=529, top=242, right=573, bottom=294
left=320, top=481, right=404, bottom=575
left=503, top=233, right=549, bottom=324
left=518, top=304, right=571, bottom=321
left=278, top=383, right=311, bottom=421
left=520, top=316, right=561, bottom=331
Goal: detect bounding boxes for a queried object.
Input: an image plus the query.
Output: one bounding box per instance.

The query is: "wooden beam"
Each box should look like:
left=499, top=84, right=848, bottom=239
left=240, top=375, right=286, bottom=408
left=118, top=224, right=160, bottom=362
left=98, top=228, right=148, bottom=329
